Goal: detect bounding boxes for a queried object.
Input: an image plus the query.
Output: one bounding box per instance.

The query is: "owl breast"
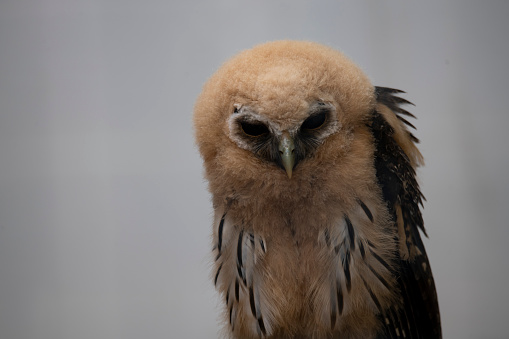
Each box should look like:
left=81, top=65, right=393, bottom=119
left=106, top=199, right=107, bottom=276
left=212, top=197, right=398, bottom=338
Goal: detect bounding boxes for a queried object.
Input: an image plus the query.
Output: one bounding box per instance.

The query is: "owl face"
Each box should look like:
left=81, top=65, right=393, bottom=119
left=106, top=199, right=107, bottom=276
left=227, top=101, right=340, bottom=178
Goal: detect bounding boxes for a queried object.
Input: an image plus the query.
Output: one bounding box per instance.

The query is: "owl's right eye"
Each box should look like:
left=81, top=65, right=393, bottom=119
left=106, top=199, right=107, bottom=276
left=240, top=121, right=270, bottom=137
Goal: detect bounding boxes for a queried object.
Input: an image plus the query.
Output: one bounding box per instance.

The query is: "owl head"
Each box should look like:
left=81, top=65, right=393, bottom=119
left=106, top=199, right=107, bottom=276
left=194, top=41, right=378, bottom=206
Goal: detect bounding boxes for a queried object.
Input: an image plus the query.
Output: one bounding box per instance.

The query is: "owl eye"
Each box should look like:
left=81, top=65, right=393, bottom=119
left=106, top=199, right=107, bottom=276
left=301, top=111, right=327, bottom=131
left=240, top=121, right=270, bottom=137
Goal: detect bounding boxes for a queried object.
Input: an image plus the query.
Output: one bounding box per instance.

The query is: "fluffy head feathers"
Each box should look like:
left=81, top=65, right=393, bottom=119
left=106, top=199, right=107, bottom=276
left=194, top=41, right=378, bottom=206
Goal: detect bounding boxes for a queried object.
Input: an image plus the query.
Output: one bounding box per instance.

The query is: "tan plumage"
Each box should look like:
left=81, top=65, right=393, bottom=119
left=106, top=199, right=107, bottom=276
left=194, top=41, right=441, bottom=338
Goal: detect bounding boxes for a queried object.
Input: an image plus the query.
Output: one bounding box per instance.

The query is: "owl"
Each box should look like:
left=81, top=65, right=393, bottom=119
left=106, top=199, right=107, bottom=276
left=194, top=41, right=441, bottom=338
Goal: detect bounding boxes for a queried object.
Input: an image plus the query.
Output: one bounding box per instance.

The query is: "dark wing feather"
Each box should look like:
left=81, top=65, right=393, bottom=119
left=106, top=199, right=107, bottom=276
left=371, top=87, right=442, bottom=338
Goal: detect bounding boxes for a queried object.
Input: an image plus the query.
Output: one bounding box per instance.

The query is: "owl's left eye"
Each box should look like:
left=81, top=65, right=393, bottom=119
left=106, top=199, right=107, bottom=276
left=301, top=111, right=327, bottom=131
left=240, top=121, right=270, bottom=137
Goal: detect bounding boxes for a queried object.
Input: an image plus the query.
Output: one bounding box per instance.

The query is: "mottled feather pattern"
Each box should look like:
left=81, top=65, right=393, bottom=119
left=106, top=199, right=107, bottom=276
left=308, top=199, right=399, bottom=335
left=213, top=199, right=398, bottom=338
left=212, top=210, right=272, bottom=338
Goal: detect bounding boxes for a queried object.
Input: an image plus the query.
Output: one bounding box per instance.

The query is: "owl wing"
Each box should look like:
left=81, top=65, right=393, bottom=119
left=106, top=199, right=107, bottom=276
left=371, top=87, right=442, bottom=339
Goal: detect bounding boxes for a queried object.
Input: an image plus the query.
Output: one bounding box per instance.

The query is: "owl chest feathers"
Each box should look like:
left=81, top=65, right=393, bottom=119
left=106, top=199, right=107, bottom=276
left=212, top=196, right=398, bottom=338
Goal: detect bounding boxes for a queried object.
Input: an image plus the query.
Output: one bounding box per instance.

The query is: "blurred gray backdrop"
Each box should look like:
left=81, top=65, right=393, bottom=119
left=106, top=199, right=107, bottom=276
left=1, top=1, right=508, bottom=338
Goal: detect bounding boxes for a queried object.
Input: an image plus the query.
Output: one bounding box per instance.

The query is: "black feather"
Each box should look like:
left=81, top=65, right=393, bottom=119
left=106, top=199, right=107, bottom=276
left=375, top=87, right=414, bottom=108
left=236, top=230, right=246, bottom=284
left=249, top=286, right=257, bottom=317
left=358, top=199, right=374, bottom=222
left=214, top=263, right=222, bottom=286
left=396, top=114, right=417, bottom=130
left=336, top=279, right=344, bottom=315
left=371, top=87, right=442, bottom=338
left=362, top=276, right=383, bottom=313
left=367, top=263, right=391, bottom=290
left=330, top=303, right=337, bottom=331
left=345, top=215, right=355, bottom=250
left=259, top=238, right=266, bottom=253
left=324, top=228, right=331, bottom=247
left=235, top=279, right=239, bottom=301
left=217, top=214, right=225, bottom=252
left=358, top=240, right=366, bottom=259
left=343, top=250, right=352, bottom=292
left=258, top=317, right=267, bottom=336
left=370, top=248, right=394, bottom=274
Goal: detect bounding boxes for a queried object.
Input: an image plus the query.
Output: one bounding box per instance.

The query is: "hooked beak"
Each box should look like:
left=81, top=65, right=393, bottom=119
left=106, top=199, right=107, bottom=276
left=278, top=132, right=295, bottom=179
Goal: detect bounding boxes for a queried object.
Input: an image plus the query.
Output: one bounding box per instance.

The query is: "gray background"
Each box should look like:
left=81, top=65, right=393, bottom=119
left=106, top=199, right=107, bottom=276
left=1, top=1, right=508, bottom=338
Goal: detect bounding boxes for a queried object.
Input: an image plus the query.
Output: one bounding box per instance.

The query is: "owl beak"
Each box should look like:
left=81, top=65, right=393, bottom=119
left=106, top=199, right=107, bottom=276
left=279, top=132, right=295, bottom=179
